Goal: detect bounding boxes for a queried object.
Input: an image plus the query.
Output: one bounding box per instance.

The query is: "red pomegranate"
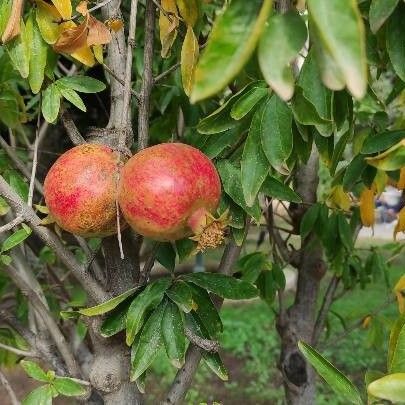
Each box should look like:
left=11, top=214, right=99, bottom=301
left=44, top=143, right=122, bottom=237
left=118, top=143, right=227, bottom=251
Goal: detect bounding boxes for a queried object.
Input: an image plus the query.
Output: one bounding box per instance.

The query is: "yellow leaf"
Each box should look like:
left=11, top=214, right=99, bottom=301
left=1, top=0, right=24, bottom=43
left=92, top=45, right=103, bottom=64
left=35, top=0, right=62, bottom=44
left=159, top=0, right=179, bottom=58
left=366, top=140, right=405, bottom=171
left=362, top=316, right=371, bottom=328
left=181, top=25, right=199, bottom=96
left=327, top=185, right=351, bottom=211
left=373, top=170, right=388, bottom=195
left=393, top=206, right=405, bottom=240
left=396, top=292, right=405, bottom=314
left=176, top=0, right=198, bottom=26
left=106, top=18, right=124, bottom=33
left=40, top=214, right=55, bottom=225
left=360, top=187, right=375, bottom=227
left=76, top=0, right=88, bottom=16
left=51, top=0, right=72, bottom=20
left=394, top=275, right=405, bottom=293
left=71, top=45, right=95, bottom=67
left=397, top=167, right=405, bottom=189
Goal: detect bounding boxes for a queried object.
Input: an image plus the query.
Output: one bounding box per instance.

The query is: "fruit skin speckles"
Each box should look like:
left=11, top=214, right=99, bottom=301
left=44, top=143, right=124, bottom=238
left=118, top=143, right=222, bottom=242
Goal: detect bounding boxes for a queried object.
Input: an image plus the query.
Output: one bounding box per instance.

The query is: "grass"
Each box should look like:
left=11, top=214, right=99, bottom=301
left=144, top=251, right=404, bottom=405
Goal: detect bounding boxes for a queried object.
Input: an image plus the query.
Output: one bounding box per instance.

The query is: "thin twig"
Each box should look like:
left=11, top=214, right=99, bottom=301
left=60, top=111, right=86, bottom=145
left=184, top=328, right=220, bottom=353
left=27, top=103, right=41, bottom=207
left=0, top=342, right=37, bottom=358
left=71, top=0, right=115, bottom=19
left=137, top=0, right=156, bottom=150
left=0, top=216, right=23, bottom=234
left=154, top=62, right=180, bottom=84
left=102, top=63, right=140, bottom=101
left=140, top=242, right=160, bottom=285
left=0, top=369, right=20, bottom=405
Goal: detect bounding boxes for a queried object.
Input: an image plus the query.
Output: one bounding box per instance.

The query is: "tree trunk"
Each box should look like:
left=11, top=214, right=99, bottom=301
left=277, top=149, right=326, bottom=405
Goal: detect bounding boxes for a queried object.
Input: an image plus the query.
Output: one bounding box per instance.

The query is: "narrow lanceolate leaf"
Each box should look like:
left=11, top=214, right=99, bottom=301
left=126, top=278, right=171, bottom=346
left=54, top=19, right=88, bottom=54
left=181, top=25, right=199, bottom=97
left=27, top=15, right=48, bottom=94
left=5, top=21, right=30, bottom=78
left=57, top=76, right=106, bottom=93
left=182, top=273, right=258, bottom=300
left=369, top=0, right=399, bottom=33
left=241, top=102, right=270, bottom=207
left=298, top=341, right=363, bottom=405
left=261, top=176, right=302, bottom=203
left=230, top=84, right=268, bottom=120
left=87, top=16, right=112, bottom=46
left=79, top=287, right=138, bottom=316
left=22, top=384, right=52, bottom=405
left=368, top=373, right=405, bottom=402
left=176, top=0, right=198, bottom=27
left=20, top=360, right=48, bottom=382
left=258, top=11, right=307, bottom=101
left=159, top=0, right=178, bottom=58
left=307, top=0, right=367, bottom=99
left=1, top=227, right=32, bottom=253
left=191, top=0, right=272, bottom=102
left=359, top=188, right=375, bottom=227
left=366, top=140, right=405, bottom=171
left=386, top=5, right=405, bottom=82
left=130, top=302, right=166, bottom=381
left=1, top=0, right=23, bottom=43
left=388, top=315, right=405, bottom=372
left=162, top=300, right=185, bottom=368
left=42, top=84, right=61, bottom=123
left=51, top=0, right=72, bottom=20
left=0, top=0, right=12, bottom=39
left=56, top=84, right=86, bottom=112
left=100, top=301, right=130, bottom=337
left=361, top=130, right=405, bottom=154
left=53, top=377, right=87, bottom=396
left=166, top=280, right=194, bottom=313
left=260, top=95, right=293, bottom=174
left=35, top=0, right=62, bottom=44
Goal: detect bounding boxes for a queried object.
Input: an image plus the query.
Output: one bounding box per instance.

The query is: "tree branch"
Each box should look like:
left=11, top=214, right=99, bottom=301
left=0, top=216, right=23, bottom=234
left=0, top=369, right=20, bottom=405
left=153, top=62, right=180, bottom=84
left=184, top=328, right=220, bottom=353
left=137, top=0, right=156, bottom=150
left=0, top=175, right=108, bottom=303
left=163, top=239, right=244, bottom=405
left=60, top=110, right=86, bottom=145
left=0, top=342, right=37, bottom=358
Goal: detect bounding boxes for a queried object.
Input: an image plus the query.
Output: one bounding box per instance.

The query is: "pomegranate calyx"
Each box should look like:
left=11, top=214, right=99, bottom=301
left=189, top=209, right=230, bottom=252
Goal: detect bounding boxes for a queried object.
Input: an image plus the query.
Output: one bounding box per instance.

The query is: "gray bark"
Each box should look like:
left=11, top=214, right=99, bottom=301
left=277, top=149, right=326, bottom=405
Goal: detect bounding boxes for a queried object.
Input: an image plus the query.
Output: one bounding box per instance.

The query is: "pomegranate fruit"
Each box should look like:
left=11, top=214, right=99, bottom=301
left=118, top=143, right=227, bottom=251
left=44, top=143, right=123, bottom=237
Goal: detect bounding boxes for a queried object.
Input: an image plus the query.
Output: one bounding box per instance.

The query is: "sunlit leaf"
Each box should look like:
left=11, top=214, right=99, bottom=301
left=87, top=16, right=112, bottom=46
left=359, top=187, right=375, bottom=227
left=176, top=0, right=198, bottom=27
left=367, top=373, right=405, bottom=402
left=54, top=19, right=88, bottom=54
left=5, top=20, right=30, bottom=78
left=51, top=0, right=72, bottom=20
left=35, top=0, right=62, bottom=44
left=181, top=25, right=199, bottom=97
left=159, top=0, right=179, bottom=58
left=366, top=140, right=405, bottom=171
left=42, top=84, right=61, bottom=123
left=1, top=0, right=23, bottom=43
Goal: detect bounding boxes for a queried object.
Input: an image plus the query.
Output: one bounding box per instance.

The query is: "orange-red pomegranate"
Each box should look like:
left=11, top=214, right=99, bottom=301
left=44, top=144, right=122, bottom=237
left=118, top=143, right=226, bottom=250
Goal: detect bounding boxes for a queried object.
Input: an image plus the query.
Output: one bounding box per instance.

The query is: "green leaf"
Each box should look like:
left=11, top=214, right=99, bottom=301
left=126, top=278, right=171, bottom=346
left=258, top=10, right=307, bottom=100
left=156, top=242, right=176, bottom=272
left=0, top=91, right=20, bottom=128
left=389, top=316, right=405, bottom=373
left=200, top=128, right=240, bottom=159
left=42, top=84, right=61, bottom=123
left=216, top=160, right=262, bottom=221
left=1, top=254, right=12, bottom=266
left=22, top=385, right=52, bottom=405
left=57, top=76, right=106, bottom=93
left=130, top=302, right=166, bottom=381
left=190, top=0, right=272, bottom=102
left=20, top=360, right=48, bottom=382
left=300, top=203, right=320, bottom=239
left=387, top=4, right=405, bottom=82
left=342, top=155, right=367, bottom=191
left=230, top=86, right=268, bottom=120
left=256, top=270, right=277, bottom=305
left=166, top=280, right=194, bottom=313
left=241, top=102, right=270, bottom=206
left=1, top=227, right=32, bottom=253
left=261, top=176, right=302, bottom=203
left=27, top=14, right=47, bottom=94
left=273, top=263, right=286, bottom=290
left=0, top=0, right=12, bottom=38
left=388, top=315, right=405, bottom=371
left=56, top=84, right=86, bottom=112
left=307, top=0, right=367, bottom=99
left=53, top=377, right=87, bottom=396
left=186, top=312, right=228, bottom=381
left=367, top=373, right=405, bottom=402
left=182, top=273, right=258, bottom=300
left=8, top=171, right=29, bottom=201
left=5, top=21, right=30, bottom=79
left=188, top=283, right=222, bottom=337
left=298, top=341, right=363, bottom=405
left=79, top=287, right=138, bottom=316
left=100, top=301, right=130, bottom=338
left=361, top=130, right=405, bottom=154
left=175, top=238, right=195, bottom=262
left=337, top=214, right=353, bottom=251
left=260, top=95, right=293, bottom=174
left=369, top=0, right=399, bottom=33
left=366, top=139, right=405, bottom=171
left=162, top=300, right=185, bottom=368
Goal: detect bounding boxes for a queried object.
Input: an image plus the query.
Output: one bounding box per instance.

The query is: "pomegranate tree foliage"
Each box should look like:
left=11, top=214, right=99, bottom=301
left=0, top=0, right=404, bottom=404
